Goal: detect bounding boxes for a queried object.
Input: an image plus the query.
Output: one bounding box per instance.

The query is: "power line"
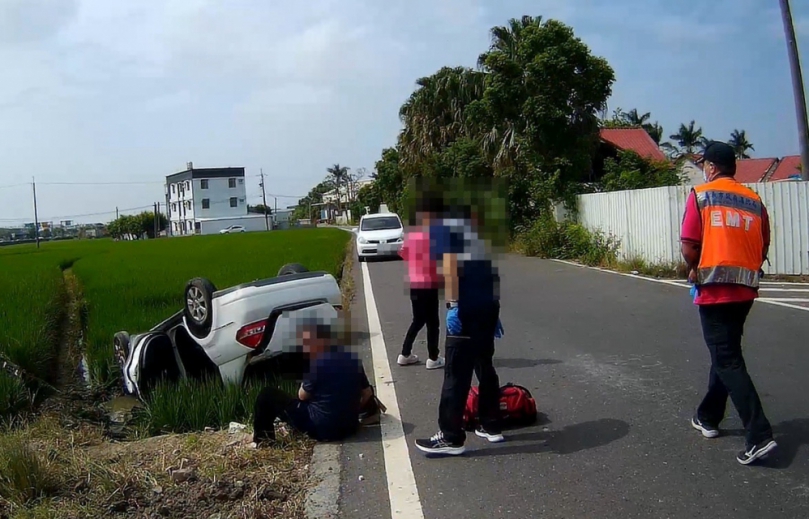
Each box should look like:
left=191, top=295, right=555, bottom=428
left=37, top=181, right=165, bottom=186
left=0, top=204, right=155, bottom=223
left=0, top=183, right=29, bottom=190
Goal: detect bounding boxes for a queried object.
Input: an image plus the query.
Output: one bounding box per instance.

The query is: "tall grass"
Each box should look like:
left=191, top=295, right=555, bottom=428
left=137, top=377, right=297, bottom=435
left=0, top=433, right=61, bottom=506
left=71, top=229, right=349, bottom=388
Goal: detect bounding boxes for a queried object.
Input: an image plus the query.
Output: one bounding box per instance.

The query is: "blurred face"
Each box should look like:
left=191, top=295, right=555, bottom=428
left=300, top=327, right=327, bottom=356
left=417, top=211, right=432, bottom=227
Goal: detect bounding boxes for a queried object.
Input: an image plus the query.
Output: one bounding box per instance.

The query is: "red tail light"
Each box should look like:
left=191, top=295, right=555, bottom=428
left=236, top=319, right=267, bottom=349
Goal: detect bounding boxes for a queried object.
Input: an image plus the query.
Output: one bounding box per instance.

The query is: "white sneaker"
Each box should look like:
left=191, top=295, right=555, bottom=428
left=426, top=356, right=445, bottom=370
left=397, top=354, right=419, bottom=366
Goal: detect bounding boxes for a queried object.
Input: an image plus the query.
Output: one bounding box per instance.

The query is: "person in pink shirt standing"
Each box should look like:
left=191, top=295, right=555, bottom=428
left=397, top=198, right=445, bottom=370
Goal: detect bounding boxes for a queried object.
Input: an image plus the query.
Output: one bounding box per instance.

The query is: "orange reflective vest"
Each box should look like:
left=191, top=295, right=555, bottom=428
left=692, top=178, right=764, bottom=288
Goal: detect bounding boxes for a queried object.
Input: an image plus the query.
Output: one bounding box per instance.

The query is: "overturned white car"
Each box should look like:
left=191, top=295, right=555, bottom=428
left=114, top=264, right=342, bottom=399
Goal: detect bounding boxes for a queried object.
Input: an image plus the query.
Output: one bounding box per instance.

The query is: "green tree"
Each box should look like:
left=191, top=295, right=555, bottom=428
left=668, top=121, right=704, bottom=155
left=601, top=150, right=684, bottom=192
left=292, top=181, right=332, bottom=222
left=326, top=164, right=350, bottom=213
left=728, top=129, right=754, bottom=159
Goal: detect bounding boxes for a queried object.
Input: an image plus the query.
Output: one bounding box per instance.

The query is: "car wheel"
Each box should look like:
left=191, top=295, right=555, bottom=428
left=277, top=263, right=309, bottom=276
left=184, top=277, right=217, bottom=338
left=358, top=255, right=365, bottom=263
left=113, top=331, right=131, bottom=377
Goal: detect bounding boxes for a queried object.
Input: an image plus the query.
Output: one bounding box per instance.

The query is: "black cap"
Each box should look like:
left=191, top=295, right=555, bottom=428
left=697, top=141, right=736, bottom=169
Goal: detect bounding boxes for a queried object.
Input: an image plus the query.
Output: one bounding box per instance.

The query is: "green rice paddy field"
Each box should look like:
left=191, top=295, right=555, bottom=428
left=0, top=228, right=350, bottom=420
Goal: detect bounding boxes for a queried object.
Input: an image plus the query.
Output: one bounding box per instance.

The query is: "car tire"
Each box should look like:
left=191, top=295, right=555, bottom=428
left=358, top=255, right=365, bottom=263
left=277, top=263, right=309, bottom=276
left=184, top=277, right=217, bottom=339
left=113, top=331, right=131, bottom=379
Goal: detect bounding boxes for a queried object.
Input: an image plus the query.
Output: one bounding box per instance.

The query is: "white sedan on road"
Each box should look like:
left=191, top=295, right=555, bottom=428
left=220, top=225, right=246, bottom=234
left=354, top=213, right=404, bottom=262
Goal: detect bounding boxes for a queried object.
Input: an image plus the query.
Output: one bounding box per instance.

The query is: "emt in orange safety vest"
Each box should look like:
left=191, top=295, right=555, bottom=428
left=680, top=141, right=776, bottom=465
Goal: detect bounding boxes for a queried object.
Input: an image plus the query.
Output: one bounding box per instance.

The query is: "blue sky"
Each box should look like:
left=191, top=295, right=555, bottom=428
left=0, top=0, right=807, bottom=225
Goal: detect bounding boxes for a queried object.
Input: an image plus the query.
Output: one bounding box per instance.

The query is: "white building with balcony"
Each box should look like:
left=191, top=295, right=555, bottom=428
left=165, top=163, right=249, bottom=236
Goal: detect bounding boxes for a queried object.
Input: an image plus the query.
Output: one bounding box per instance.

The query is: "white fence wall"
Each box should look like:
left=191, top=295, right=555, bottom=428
left=573, top=181, right=809, bottom=275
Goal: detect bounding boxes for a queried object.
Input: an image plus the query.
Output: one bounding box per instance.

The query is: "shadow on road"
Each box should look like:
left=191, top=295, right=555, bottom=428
left=494, top=358, right=562, bottom=369
left=759, top=417, right=809, bottom=470
left=466, top=418, right=630, bottom=458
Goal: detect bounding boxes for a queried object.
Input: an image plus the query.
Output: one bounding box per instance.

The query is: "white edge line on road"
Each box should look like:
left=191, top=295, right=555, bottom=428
left=550, top=259, right=809, bottom=313
left=361, top=261, right=425, bottom=519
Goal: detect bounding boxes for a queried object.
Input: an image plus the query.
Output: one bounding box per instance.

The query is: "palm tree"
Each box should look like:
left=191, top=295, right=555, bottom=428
left=326, top=164, right=349, bottom=216
left=398, top=66, right=484, bottom=163
left=646, top=122, right=664, bottom=145
left=621, top=109, right=651, bottom=127
left=728, top=129, right=755, bottom=159
left=669, top=121, right=704, bottom=155
left=473, top=16, right=547, bottom=166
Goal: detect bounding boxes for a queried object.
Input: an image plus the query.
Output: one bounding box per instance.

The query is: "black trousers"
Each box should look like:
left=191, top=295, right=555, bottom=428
left=253, top=386, right=314, bottom=443
left=697, top=301, right=773, bottom=447
left=401, top=288, right=440, bottom=360
left=253, top=367, right=373, bottom=443
left=438, top=302, right=501, bottom=444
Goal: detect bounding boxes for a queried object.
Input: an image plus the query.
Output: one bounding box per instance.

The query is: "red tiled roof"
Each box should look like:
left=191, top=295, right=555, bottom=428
left=769, top=155, right=802, bottom=181
left=599, top=128, right=667, bottom=161
left=734, top=158, right=778, bottom=183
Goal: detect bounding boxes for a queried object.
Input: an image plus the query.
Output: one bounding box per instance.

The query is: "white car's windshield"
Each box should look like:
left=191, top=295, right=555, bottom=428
left=361, top=216, right=401, bottom=231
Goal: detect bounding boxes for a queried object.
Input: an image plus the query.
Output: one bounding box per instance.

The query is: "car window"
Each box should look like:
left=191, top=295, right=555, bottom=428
left=361, top=216, right=401, bottom=231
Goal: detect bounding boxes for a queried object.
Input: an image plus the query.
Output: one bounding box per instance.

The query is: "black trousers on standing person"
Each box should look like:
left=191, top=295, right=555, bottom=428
left=438, top=302, right=501, bottom=445
left=696, top=301, right=773, bottom=448
left=401, top=288, right=440, bottom=361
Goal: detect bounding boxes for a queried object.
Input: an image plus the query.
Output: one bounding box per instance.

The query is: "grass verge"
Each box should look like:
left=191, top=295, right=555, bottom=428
left=514, top=217, right=620, bottom=267
left=0, top=415, right=311, bottom=518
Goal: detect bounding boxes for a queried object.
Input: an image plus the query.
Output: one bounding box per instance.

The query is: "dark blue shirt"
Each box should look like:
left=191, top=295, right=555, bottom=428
left=430, top=220, right=499, bottom=309
left=301, top=349, right=363, bottom=438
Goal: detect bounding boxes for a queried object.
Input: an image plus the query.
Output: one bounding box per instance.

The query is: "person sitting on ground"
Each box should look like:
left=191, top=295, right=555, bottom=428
left=253, top=318, right=375, bottom=445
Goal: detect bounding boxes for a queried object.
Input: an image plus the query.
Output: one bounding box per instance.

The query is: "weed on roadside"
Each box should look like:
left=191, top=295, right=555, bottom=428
left=515, top=217, right=620, bottom=267
left=136, top=377, right=296, bottom=436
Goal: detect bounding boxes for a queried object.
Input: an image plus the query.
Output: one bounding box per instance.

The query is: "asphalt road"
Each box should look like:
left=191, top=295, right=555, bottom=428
left=339, top=254, right=809, bottom=519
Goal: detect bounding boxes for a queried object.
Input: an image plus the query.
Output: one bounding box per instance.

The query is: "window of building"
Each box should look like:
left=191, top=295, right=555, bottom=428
left=238, top=178, right=244, bottom=185
left=202, top=199, right=210, bottom=209
left=186, top=201, right=192, bottom=210
left=171, top=184, right=176, bottom=193
left=186, top=181, right=191, bottom=190
left=201, top=179, right=209, bottom=189
left=230, top=197, right=238, bottom=208
left=228, top=178, right=236, bottom=188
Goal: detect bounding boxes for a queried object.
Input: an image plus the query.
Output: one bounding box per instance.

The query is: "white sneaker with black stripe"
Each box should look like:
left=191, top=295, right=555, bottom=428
left=415, top=431, right=465, bottom=456
left=474, top=426, right=505, bottom=443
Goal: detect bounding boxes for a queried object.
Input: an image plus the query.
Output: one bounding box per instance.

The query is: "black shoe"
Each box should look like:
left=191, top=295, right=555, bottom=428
left=691, top=415, right=720, bottom=439
left=415, top=432, right=465, bottom=456
left=737, top=439, right=777, bottom=465
left=474, top=426, right=505, bottom=443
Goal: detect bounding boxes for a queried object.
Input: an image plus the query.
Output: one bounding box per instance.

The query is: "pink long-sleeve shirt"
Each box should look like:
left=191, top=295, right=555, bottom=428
left=399, top=230, right=440, bottom=289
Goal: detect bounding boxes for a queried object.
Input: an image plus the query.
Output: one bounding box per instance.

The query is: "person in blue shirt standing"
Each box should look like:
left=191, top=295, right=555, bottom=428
left=415, top=204, right=504, bottom=456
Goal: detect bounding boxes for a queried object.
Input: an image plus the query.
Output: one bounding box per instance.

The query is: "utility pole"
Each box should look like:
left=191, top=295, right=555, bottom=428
left=259, top=168, right=270, bottom=231
left=274, top=196, right=277, bottom=228
left=116, top=207, right=119, bottom=219
left=779, top=0, right=809, bottom=180
left=32, top=177, right=40, bottom=249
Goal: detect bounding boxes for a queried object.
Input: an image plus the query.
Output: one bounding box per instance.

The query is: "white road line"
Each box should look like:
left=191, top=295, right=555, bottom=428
left=760, top=298, right=809, bottom=303
left=759, top=288, right=809, bottom=293
left=550, top=259, right=809, bottom=313
left=361, top=261, right=425, bottom=519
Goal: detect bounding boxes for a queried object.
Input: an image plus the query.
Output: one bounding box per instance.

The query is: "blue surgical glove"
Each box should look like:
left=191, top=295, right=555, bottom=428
left=689, top=284, right=699, bottom=304
left=494, top=319, right=504, bottom=339
left=446, top=307, right=462, bottom=335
